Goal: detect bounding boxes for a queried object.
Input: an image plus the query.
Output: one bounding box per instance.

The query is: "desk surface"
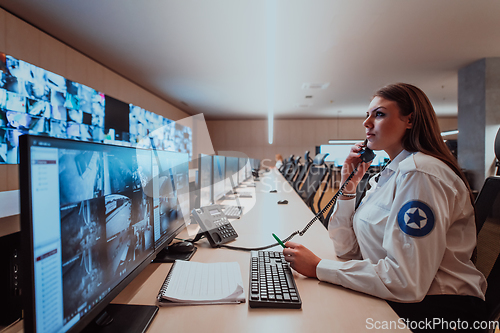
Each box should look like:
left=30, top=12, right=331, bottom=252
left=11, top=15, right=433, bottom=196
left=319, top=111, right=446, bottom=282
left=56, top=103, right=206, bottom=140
left=112, top=169, right=406, bottom=333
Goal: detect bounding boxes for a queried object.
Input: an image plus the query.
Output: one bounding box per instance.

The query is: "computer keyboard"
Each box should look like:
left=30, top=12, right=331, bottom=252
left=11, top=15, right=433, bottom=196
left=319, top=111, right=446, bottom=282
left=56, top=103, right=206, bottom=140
left=249, top=251, right=302, bottom=309
left=222, top=205, right=242, bottom=218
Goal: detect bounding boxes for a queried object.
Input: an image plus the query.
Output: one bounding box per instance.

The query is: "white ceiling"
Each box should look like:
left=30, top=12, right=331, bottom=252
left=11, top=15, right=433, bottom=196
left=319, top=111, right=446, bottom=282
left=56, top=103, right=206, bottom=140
left=1, top=0, right=500, bottom=120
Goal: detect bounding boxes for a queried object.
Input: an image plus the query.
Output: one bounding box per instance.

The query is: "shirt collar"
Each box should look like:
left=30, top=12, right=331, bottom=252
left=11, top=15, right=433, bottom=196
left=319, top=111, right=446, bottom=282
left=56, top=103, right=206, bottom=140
left=385, top=149, right=412, bottom=173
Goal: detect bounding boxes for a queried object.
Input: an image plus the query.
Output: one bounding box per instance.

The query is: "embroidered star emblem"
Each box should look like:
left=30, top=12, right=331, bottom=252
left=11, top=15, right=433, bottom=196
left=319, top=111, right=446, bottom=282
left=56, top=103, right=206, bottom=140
left=405, top=208, right=427, bottom=229
left=398, top=201, right=435, bottom=237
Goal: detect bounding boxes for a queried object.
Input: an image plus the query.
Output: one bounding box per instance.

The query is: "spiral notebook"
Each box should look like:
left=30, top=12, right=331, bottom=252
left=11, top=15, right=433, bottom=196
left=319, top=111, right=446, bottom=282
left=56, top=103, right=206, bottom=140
left=157, top=260, right=245, bottom=306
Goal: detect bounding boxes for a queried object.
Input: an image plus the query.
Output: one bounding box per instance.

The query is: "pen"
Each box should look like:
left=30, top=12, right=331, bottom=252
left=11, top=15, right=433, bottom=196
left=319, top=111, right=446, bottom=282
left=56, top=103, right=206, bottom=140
left=272, top=233, right=286, bottom=248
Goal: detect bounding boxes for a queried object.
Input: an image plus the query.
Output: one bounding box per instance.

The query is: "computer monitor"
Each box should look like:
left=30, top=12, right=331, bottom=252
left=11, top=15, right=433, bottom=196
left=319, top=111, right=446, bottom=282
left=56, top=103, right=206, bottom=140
left=238, top=157, right=246, bottom=184
left=198, top=154, right=213, bottom=207
left=151, top=149, right=190, bottom=251
left=19, top=135, right=159, bottom=333
left=225, top=157, right=238, bottom=193
left=213, top=155, right=226, bottom=202
left=245, top=159, right=252, bottom=180
left=251, top=158, right=260, bottom=170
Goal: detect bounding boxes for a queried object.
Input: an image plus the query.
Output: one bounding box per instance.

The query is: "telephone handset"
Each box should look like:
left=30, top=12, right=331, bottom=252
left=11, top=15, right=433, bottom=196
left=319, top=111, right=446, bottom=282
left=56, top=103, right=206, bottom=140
left=191, top=205, right=238, bottom=247
left=359, top=139, right=376, bottom=163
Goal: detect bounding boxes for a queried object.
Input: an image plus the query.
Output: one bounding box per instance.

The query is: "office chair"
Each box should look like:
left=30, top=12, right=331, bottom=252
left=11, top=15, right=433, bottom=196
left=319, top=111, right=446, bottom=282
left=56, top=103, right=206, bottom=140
left=285, top=156, right=302, bottom=183
left=293, top=151, right=314, bottom=192
left=315, top=164, right=335, bottom=227
left=278, top=156, right=288, bottom=174
left=297, top=153, right=329, bottom=210
left=281, top=158, right=293, bottom=178
left=473, top=129, right=500, bottom=332
left=495, top=127, right=500, bottom=176
left=474, top=176, right=500, bottom=332
left=279, top=155, right=294, bottom=174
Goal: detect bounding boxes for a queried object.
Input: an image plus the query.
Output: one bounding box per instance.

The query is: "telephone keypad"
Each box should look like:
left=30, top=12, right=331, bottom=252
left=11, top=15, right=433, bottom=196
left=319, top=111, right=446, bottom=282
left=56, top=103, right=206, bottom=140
left=192, top=206, right=238, bottom=247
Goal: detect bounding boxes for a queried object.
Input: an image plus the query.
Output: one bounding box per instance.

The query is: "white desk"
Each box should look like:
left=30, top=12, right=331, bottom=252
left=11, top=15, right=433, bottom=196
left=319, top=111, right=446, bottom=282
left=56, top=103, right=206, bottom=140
left=112, top=169, right=407, bottom=333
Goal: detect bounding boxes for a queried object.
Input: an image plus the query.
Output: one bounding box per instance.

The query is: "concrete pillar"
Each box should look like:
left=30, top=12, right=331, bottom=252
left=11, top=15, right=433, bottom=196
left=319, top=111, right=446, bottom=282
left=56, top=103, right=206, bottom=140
left=458, top=58, right=500, bottom=191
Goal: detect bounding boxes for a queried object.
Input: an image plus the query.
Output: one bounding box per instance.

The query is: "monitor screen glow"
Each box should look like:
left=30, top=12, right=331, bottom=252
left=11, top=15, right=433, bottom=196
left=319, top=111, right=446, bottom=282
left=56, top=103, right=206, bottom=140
left=199, top=154, right=213, bottom=207
left=213, top=156, right=226, bottom=202
left=319, top=144, right=389, bottom=167
left=20, top=135, right=188, bottom=333
left=21, top=136, right=156, bottom=333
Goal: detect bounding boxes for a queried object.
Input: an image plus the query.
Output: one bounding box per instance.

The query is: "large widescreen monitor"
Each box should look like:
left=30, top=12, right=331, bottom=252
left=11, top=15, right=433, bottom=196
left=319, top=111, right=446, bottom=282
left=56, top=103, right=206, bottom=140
left=198, top=154, right=213, bottom=207
left=225, top=157, right=238, bottom=191
left=238, top=157, right=246, bottom=184
left=245, top=159, right=252, bottom=180
left=0, top=52, right=192, bottom=165
left=19, top=135, right=194, bottom=333
left=213, top=155, right=226, bottom=202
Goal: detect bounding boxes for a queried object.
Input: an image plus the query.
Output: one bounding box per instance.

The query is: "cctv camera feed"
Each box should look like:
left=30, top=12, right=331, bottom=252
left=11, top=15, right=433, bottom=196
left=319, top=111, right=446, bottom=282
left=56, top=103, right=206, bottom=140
left=0, top=52, right=106, bottom=164
left=1, top=52, right=192, bottom=165
left=29, top=138, right=155, bottom=332
left=129, top=105, right=193, bottom=161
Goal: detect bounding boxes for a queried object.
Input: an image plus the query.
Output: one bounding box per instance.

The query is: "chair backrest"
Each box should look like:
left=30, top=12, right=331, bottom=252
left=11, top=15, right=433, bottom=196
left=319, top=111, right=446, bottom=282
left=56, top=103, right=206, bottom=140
left=475, top=177, right=500, bottom=234
left=278, top=156, right=289, bottom=173
left=495, top=128, right=500, bottom=176
left=281, top=158, right=295, bottom=177
left=293, top=151, right=314, bottom=191
left=474, top=176, right=500, bottom=330
left=315, top=164, right=335, bottom=227
left=285, top=156, right=302, bottom=182
left=297, top=153, right=329, bottom=208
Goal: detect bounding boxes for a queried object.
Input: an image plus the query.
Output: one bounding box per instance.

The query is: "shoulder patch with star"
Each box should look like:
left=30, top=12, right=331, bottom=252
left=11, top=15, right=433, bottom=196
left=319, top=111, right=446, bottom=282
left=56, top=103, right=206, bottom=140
left=397, top=200, right=435, bottom=237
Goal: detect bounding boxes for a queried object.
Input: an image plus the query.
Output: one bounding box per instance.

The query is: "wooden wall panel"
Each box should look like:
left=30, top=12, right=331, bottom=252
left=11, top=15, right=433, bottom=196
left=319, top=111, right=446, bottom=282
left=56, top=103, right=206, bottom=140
left=0, top=215, right=20, bottom=238
left=206, top=117, right=459, bottom=165
left=6, top=164, right=18, bottom=191
left=0, top=165, right=7, bottom=192
left=66, top=46, right=89, bottom=84
left=39, top=33, right=67, bottom=77
left=87, top=57, right=106, bottom=94
left=0, top=10, right=6, bottom=52
left=5, top=12, right=41, bottom=65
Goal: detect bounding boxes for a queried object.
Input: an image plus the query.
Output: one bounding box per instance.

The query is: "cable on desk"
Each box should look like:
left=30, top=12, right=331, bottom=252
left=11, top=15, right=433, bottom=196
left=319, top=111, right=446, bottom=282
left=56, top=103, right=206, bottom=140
left=219, top=167, right=359, bottom=252
left=0, top=318, right=22, bottom=333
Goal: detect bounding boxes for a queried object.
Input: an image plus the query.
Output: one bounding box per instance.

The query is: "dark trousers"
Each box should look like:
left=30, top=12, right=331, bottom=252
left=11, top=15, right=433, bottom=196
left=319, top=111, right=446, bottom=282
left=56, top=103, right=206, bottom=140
left=387, top=295, right=488, bottom=332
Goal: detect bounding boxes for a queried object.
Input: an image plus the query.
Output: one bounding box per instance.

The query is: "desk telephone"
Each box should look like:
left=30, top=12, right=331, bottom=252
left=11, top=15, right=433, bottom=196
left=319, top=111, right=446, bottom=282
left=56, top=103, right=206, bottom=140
left=191, top=205, right=238, bottom=247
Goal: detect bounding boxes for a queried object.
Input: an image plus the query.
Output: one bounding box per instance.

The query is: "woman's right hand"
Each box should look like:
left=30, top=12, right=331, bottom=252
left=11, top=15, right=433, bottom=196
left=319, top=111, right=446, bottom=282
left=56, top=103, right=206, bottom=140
left=340, top=142, right=372, bottom=194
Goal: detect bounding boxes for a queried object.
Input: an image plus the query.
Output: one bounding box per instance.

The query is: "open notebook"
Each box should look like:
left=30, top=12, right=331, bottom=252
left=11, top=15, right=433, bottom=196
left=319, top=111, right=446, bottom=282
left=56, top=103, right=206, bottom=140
left=157, top=260, right=245, bottom=306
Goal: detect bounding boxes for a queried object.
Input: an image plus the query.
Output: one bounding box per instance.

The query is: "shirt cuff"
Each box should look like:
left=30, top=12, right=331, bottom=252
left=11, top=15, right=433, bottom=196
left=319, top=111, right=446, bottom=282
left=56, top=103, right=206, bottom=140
left=331, top=197, right=356, bottom=220
left=316, top=259, right=346, bottom=285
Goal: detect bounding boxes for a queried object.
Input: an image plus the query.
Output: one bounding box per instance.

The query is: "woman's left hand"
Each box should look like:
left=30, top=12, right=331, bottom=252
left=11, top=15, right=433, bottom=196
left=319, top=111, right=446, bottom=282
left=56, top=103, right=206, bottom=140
left=283, top=242, right=321, bottom=278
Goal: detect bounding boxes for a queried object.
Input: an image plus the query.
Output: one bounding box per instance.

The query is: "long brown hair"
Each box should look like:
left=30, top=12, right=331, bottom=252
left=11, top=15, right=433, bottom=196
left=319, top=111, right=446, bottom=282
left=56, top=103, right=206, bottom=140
left=374, top=83, right=472, bottom=200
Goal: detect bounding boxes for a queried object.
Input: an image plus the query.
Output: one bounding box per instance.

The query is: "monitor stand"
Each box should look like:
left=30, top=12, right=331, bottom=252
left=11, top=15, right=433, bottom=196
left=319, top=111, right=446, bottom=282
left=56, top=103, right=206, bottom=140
left=82, top=304, right=158, bottom=333
left=152, top=246, right=197, bottom=263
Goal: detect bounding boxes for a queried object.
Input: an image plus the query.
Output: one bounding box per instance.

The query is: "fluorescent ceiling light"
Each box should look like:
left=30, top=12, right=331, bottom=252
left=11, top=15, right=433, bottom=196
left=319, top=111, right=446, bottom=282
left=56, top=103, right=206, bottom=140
left=268, top=113, right=274, bottom=144
left=441, top=130, right=458, bottom=137
left=328, top=140, right=363, bottom=145
left=266, top=0, right=276, bottom=145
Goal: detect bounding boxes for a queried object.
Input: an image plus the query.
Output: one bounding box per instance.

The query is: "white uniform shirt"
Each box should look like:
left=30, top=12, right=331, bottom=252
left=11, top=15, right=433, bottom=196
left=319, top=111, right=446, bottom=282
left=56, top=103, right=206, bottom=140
left=316, top=150, right=487, bottom=302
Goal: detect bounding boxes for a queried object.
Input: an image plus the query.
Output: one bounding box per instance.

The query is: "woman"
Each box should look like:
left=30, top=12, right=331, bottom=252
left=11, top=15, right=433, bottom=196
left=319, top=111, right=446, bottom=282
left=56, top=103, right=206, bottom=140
left=283, top=83, right=487, bottom=330
left=275, top=154, right=284, bottom=169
